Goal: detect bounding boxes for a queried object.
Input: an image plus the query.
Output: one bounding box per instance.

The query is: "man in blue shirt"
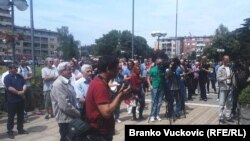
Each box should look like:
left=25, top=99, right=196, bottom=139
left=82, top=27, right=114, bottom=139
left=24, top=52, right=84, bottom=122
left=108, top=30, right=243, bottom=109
left=4, top=64, right=28, bottom=139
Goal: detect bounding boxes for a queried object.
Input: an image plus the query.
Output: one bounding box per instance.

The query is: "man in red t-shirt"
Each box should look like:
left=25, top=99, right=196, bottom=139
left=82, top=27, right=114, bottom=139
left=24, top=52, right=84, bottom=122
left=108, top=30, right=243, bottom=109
left=85, top=56, right=132, bottom=141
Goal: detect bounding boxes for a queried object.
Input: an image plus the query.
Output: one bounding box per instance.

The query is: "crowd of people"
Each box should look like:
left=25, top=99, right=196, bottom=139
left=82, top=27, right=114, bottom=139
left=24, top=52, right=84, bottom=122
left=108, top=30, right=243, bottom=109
left=1, top=54, right=250, bottom=140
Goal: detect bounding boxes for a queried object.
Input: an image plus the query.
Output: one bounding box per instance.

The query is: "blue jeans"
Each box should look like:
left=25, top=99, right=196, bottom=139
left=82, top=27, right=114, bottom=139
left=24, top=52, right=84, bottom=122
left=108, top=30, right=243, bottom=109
left=150, top=88, right=164, bottom=118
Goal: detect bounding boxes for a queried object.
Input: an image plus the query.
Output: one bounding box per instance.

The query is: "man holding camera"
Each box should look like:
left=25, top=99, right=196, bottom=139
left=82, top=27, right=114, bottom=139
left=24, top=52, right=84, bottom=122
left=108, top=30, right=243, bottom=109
left=217, top=55, right=233, bottom=123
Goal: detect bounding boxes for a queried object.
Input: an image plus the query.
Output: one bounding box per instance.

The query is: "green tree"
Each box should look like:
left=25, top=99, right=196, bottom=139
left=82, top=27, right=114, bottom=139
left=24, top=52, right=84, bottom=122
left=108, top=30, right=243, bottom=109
left=205, top=24, right=240, bottom=61
left=235, top=17, right=250, bottom=59
left=95, top=30, right=120, bottom=57
left=95, top=30, right=151, bottom=59
left=57, top=26, right=80, bottom=60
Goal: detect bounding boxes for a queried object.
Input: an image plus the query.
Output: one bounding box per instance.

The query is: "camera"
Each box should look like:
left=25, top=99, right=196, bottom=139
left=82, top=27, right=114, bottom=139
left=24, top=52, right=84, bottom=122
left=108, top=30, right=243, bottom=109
left=122, top=84, right=138, bottom=94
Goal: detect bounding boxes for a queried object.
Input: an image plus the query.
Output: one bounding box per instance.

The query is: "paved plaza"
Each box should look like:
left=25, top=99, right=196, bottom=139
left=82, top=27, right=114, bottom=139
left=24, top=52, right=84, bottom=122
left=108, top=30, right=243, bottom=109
left=0, top=92, right=232, bottom=141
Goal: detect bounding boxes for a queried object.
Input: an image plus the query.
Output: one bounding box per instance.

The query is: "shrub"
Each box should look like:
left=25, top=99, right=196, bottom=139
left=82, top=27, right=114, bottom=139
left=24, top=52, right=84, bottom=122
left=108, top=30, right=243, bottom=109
left=239, top=85, right=250, bottom=105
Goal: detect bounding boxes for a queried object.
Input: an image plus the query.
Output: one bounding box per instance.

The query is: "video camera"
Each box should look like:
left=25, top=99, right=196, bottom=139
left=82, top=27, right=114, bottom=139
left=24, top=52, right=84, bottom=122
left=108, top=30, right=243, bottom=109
left=122, top=84, right=138, bottom=94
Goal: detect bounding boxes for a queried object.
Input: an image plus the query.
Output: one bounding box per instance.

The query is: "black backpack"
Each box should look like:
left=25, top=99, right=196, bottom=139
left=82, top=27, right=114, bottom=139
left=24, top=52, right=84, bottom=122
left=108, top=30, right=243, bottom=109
left=18, top=66, right=31, bottom=74
left=167, top=69, right=179, bottom=87
left=66, top=119, right=90, bottom=141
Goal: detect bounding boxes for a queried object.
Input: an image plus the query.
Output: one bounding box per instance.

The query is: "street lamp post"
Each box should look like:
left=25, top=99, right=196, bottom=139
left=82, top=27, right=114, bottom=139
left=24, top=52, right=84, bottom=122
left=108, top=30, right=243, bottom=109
left=131, top=0, right=134, bottom=59
left=151, top=31, right=167, bottom=50
left=175, top=0, right=178, bottom=57
left=30, top=0, right=35, bottom=76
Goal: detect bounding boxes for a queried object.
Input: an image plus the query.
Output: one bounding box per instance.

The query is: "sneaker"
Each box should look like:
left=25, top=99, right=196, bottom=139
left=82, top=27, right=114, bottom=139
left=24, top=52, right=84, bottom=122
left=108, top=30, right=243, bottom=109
left=131, top=117, right=138, bottom=121
left=18, top=129, right=29, bottom=134
left=219, top=118, right=225, bottom=124
left=24, top=119, right=30, bottom=123
left=116, top=119, right=122, bottom=123
left=139, top=116, right=146, bottom=120
left=136, top=109, right=139, bottom=114
left=156, top=116, right=162, bottom=121
left=7, top=131, right=14, bottom=139
left=45, top=115, right=50, bottom=120
left=226, top=117, right=234, bottom=122
left=50, top=114, right=54, bottom=118
left=150, top=117, right=155, bottom=122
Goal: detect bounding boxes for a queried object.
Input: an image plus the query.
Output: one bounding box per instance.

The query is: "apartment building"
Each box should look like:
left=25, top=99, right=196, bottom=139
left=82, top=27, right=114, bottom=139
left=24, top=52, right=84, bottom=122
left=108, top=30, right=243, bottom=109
left=0, top=8, right=59, bottom=62
left=153, top=36, right=213, bottom=59
left=183, top=36, right=213, bottom=58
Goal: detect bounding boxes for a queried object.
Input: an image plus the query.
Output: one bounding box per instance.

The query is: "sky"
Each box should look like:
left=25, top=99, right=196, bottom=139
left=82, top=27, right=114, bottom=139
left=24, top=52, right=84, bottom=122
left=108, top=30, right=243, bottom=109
left=13, top=0, right=250, bottom=47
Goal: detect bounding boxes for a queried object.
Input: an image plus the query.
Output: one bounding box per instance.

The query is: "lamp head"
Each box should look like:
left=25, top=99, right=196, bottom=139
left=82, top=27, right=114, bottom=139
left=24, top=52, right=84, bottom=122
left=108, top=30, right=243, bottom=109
left=13, top=0, right=28, bottom=11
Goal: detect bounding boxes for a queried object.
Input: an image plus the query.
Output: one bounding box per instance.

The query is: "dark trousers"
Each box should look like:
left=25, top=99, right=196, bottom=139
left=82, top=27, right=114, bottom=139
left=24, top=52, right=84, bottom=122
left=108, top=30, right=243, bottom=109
left=58, top=123, right=69, bottom=141
left=192, top=79, right=199, bottom=94
left=207, top=78, right=216, bottom=92
left=199, top=79, right=207, bottom=100
left=7, top=101, right=25, bottom=132
left=142, top=77, right=148, bottom=92
left=138, top=91, right=145, bottom=118
left=187, top=78, right=194, bottom=99
left=231, top=88, right=239, bottom=115
left=24, top=87, right=34, bottom=112
left=167, top=90, right=181, bottom=117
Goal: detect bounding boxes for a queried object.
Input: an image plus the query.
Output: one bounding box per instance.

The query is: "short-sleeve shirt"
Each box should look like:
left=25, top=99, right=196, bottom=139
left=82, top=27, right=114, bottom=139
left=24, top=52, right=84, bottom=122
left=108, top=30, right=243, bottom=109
left=18, top=66, right=32, bottom=87
left=148, top=66, right=164, bottom=89
left=41, top=66, right=58, bottom=91
left=85, top=76, right=114, bottom=135
left=199, top=63, right=210, bottom=81
left=4, top=73, right=25, bottom=103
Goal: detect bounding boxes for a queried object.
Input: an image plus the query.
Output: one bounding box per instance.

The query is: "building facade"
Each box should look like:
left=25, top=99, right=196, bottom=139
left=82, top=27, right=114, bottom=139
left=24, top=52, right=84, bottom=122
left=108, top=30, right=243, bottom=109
left=153, top=36, right=213, bottom=59
left=0, top=8, right=59, bottom=62
left=182, top=36, right=213, bottom=58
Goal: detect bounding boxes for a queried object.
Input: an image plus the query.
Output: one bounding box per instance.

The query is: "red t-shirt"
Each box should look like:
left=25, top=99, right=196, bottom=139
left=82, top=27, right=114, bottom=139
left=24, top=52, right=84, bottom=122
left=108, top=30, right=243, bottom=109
left=85, top=76, right=115, bottom=135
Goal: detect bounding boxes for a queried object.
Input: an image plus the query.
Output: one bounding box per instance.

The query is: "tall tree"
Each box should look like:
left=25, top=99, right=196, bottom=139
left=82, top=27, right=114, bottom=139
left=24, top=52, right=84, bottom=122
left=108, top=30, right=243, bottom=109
left=57, top=26, right=80, bottom=60
left=205, top=24, right=240, bottom=61
left=234, top=17, right=250, bottom=59
left=95, top=30, right=120, bottom=57
left=95, top=30, right=151, bottom=59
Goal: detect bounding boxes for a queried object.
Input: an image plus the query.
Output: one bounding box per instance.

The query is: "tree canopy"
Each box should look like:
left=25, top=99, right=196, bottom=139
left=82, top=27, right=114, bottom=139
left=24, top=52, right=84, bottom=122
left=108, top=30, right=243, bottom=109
left=57, top=26, right=80, bottom=60
left=95, top=30, right=152, bottom=59
left=235, top=17, right=250, bottom=60
left=205, top=24, right=240, bottom=61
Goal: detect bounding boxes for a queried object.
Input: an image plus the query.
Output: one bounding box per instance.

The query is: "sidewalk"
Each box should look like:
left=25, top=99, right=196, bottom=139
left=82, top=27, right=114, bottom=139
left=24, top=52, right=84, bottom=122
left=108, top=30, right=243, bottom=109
left=0, top=100, right=222, bottom=141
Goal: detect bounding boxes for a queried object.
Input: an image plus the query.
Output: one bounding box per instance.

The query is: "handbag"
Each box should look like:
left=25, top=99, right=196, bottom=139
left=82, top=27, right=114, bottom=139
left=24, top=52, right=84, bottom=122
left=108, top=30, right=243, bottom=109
left=66, top=118, right=90, bottom=141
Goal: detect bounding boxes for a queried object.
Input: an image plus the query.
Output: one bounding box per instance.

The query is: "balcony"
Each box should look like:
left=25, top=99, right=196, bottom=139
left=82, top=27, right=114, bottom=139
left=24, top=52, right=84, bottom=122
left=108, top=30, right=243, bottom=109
left=0, top=12, right=11, bottom=17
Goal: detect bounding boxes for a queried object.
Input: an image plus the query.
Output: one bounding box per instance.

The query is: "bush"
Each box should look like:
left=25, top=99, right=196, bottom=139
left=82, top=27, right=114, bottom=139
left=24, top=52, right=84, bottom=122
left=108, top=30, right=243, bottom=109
left=31, top=65, right=45, bottom=110
left=239, top=85, right=250, bottom=105
left=32, top=75, right=44, bottom=110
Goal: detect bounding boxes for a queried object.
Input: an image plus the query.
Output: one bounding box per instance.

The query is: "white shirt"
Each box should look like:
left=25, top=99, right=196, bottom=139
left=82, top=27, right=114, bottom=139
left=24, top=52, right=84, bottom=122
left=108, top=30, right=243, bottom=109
left=225, top=66, right=231, bottom=84
left=18, top=65, right=32, bottom=87
left=74, top=77, right=91, bottom=109
left=1, top=71, right=9, bottom=87
left=42, top=66, right=58, bottom=91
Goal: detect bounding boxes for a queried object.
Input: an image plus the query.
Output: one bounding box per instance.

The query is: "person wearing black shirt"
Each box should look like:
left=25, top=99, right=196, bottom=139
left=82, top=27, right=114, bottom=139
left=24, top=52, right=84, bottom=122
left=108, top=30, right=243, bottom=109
left=198, top=56, right=210, bottom=101
left=4, top=64, right=28, bottom=139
